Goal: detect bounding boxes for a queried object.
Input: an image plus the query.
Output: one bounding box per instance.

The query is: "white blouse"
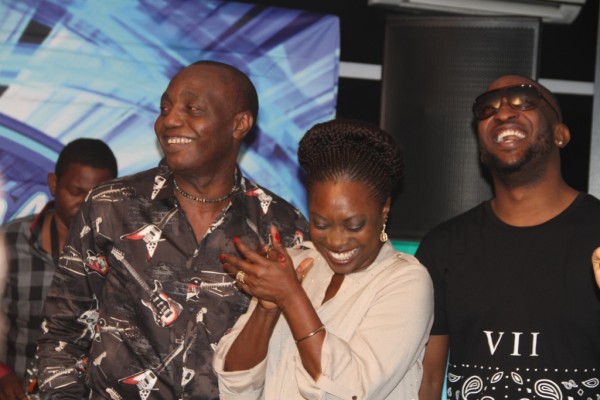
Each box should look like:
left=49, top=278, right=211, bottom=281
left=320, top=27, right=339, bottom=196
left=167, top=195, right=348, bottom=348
left=213, top=241, right=434, bottom=400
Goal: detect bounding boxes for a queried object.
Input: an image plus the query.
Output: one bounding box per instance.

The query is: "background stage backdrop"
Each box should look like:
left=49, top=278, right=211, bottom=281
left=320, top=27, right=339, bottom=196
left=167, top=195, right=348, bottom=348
left=0, top=0, right=340, bottom=223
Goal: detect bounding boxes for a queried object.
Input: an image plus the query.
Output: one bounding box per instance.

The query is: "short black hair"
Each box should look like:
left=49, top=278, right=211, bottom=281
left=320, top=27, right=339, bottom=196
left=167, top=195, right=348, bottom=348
left=55, top=138, right=118, bottom=179
left=191, top=60, right=259, bottom=126
left=298, top=118, right=404, bottom=204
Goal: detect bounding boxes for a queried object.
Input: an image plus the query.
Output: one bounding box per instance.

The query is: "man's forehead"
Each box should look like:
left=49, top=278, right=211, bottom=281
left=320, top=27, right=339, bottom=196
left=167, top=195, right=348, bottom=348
left=486, top=75, right=536, bottom=91
left=162, top=66, right=230, bottom=97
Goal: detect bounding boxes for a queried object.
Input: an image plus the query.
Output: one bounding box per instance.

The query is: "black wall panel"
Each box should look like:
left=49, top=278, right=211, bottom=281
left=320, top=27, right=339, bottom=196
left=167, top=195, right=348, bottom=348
left=381, top=16, right=541, bottom=239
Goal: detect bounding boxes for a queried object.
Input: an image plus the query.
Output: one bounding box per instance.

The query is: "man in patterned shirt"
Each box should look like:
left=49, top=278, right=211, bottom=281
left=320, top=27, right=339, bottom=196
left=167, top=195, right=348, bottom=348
left=36, top=61, right=308, bottom=399
left=0, top=138, right=118, bottom=399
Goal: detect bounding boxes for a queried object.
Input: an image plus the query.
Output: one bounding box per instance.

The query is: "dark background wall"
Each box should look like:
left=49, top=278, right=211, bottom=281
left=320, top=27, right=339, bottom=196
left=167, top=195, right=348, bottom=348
left=238, top=0, right=598, bottom=235
left=237, top=1, right=596, bottom=110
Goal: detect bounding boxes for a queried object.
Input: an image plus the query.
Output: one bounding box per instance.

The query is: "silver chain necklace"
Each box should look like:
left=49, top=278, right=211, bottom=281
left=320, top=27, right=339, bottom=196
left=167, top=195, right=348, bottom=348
left=174, top=178, right=240, bottom=203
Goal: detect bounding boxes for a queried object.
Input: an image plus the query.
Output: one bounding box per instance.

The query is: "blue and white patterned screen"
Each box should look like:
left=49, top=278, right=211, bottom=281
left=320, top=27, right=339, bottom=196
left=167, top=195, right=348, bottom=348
left=0, top=0, right=340, bottom=223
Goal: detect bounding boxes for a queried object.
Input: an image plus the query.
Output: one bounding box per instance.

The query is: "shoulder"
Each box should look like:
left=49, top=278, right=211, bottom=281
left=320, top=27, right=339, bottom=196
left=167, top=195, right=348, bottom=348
left=239, top=178, right=307, bottom=224
left=1, top=213, right=35, bottom=233
left=418, top=202, right=487, bottom=249
left=86, top=167, right=163, bottom=201
left=365, top=247, right=433, bottom=301
left=554, top=193, right=600, bottom=233
left=428, top=202, right=487, bottom=234
left=578, top=193, right=600, bottom=213
left=95, top=167, right=161, bottom=189
left=415, top=202, right=489, bottom=273
left=241, top=178, right=299, bottom=210
left=380, top=246, right=430, bottom=279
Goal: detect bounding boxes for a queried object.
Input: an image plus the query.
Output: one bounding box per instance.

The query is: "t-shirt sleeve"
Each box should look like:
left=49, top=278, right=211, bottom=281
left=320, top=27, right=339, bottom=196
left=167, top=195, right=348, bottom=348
left=416, top=230, right=450, bottom=335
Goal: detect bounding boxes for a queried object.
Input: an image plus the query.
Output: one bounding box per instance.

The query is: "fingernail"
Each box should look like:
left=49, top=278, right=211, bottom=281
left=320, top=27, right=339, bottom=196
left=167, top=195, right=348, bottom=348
left=232, top=237, right=239, bottom=244
left=219, top=254, right=225, bottom=261
left=274, top=232, right=280, bottom=242
left=278, top=254, right=285, bottom=262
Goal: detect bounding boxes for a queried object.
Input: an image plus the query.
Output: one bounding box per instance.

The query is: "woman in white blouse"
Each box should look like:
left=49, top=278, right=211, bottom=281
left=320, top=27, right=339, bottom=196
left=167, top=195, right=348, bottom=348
left=215, top=118, right=433, bottom=400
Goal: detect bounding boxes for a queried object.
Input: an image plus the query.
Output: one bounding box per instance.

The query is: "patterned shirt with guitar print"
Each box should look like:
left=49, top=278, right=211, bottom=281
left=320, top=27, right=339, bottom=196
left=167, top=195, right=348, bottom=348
left=36, top=163, right=308, bottom=400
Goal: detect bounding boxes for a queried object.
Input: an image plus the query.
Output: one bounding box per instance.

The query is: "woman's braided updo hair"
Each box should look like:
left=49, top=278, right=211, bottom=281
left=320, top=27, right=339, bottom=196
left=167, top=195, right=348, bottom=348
left=298, top=118, right=404, bottom=204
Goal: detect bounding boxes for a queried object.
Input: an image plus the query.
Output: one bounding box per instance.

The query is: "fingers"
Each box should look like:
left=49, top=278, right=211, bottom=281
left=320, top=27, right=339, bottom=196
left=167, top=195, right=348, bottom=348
left=220, top=238, right=270, bottom=289
left=269, top=225, right=286, bottom=254
left=295, top=258, right=314, bottom=283
left=235, top=270, right=247, bottom=284
left=219, top=252, right=249, bottom=288
left=220, top=229, right=296, bottom=290
left=592, top=247, right=600, bottom=288
left=232, top=237, right=272, bottom=265
left=268, top=225, right=291, bottom=265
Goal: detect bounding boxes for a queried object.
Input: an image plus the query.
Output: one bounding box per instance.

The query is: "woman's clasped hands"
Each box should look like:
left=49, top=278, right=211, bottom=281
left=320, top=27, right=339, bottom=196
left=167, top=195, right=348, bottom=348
left=220, top=225, right=313, bottom=310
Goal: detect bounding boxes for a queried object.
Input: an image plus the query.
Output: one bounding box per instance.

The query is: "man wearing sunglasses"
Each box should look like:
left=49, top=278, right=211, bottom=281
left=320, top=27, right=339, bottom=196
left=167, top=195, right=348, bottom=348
left=417, top=75, right=600, bottom=399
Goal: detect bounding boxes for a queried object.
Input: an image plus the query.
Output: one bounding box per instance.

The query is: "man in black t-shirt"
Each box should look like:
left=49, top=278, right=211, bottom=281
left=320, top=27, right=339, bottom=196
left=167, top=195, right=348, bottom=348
left=418, top=75, right=600, bottom=400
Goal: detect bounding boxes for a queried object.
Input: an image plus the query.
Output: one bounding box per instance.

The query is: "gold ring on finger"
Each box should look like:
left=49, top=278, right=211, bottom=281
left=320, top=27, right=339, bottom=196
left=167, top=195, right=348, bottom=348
left=236, top=270, right=246, bottom=284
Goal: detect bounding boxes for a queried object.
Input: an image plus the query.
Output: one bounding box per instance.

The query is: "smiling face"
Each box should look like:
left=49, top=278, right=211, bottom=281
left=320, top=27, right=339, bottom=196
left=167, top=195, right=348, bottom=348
left=154, top=63, right=251, bottom=176
left=308, top=179, right=389, bottom=275
left=476, top=75, right=560, bottom=175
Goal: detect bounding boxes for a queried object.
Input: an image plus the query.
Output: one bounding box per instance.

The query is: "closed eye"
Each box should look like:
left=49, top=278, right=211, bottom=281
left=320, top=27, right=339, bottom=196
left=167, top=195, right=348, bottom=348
left=346, top=225, right=364, bottom=232
left=313, top=223, right=328, bottom=230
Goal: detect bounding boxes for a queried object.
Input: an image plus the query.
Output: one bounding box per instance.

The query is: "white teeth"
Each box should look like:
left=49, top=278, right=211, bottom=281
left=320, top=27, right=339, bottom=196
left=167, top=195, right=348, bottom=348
left=495, top=129, right=525, bottom=143
left=166, top=137, right=192, bottom=144
left=328, top=248, right=358, bottom=262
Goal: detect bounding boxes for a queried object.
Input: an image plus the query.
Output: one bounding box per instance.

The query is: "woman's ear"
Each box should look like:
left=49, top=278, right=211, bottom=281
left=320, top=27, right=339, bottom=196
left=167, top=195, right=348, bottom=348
left=383, top=196, right=391, bottom=218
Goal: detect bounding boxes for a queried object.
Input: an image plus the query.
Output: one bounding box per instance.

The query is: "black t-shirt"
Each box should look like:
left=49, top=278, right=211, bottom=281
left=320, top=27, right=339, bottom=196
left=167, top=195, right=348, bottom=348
left=417, top=193, right=600, bottom=399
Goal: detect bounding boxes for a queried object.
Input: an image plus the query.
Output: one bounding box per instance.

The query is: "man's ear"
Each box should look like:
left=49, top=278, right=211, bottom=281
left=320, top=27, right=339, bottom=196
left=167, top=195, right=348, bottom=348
left=554, top=123, right=571, bottom=148
left=232, top=111, right=254, bottom=141
left=48, top=173, right=57, bottom=197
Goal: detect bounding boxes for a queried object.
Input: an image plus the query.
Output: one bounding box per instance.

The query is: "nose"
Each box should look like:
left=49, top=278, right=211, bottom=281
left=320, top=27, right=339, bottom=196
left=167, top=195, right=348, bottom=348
left=325, top=227, right=348, bottom=249
left=493, top=97, right=518, bottom=121
left=160, top=107, right=184, bottom=129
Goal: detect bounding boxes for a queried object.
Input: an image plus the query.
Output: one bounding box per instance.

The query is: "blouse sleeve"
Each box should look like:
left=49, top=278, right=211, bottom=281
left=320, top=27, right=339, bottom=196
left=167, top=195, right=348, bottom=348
left=295, top=261, right=434, bottom=399
left=212, top=298, right=266, bottom=400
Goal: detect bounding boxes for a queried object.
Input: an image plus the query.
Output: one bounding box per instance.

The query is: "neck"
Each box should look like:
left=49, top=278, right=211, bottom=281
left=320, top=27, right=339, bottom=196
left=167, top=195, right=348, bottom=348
left=491, top=173, right=578, bottom=226
left=173, top=168, right=239, bottom=204
left=41, top=212, right=69, bottom=260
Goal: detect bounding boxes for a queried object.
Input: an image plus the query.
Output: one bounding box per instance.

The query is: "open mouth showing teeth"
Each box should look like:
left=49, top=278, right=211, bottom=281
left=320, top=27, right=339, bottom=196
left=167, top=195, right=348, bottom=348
left=166, top=137, right=192, bottom=144
left=495, top=129, right=526, bottom=143
left=328, top=248, right=358, bottom=262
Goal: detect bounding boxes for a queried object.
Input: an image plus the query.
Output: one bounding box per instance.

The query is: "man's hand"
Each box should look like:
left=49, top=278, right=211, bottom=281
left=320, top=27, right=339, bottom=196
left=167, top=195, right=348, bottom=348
left=592, top=247, right=600, bottom=288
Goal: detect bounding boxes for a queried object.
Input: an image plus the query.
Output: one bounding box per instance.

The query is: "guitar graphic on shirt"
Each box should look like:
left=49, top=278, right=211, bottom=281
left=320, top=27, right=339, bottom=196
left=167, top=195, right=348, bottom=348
left=119, top=339, right=184, bottom=400
left=120, top=207, right=178, bottom=260
left=110, top=248, right=182, bottom=327
left=186, top=276, right=235, bottom=300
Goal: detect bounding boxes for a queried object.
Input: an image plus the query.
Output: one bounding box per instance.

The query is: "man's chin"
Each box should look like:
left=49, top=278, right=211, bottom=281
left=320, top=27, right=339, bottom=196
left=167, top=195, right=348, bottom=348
left=480, top=151, right=531, bottom=175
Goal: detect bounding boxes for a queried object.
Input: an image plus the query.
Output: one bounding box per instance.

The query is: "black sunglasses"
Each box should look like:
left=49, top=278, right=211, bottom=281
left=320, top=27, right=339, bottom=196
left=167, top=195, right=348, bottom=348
left=472, top=84, right=561, bottom=121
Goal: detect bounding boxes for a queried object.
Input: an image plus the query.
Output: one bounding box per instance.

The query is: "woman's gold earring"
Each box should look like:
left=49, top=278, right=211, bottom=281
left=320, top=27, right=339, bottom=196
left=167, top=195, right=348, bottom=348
left=380, top=222, right=388, bottom=243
